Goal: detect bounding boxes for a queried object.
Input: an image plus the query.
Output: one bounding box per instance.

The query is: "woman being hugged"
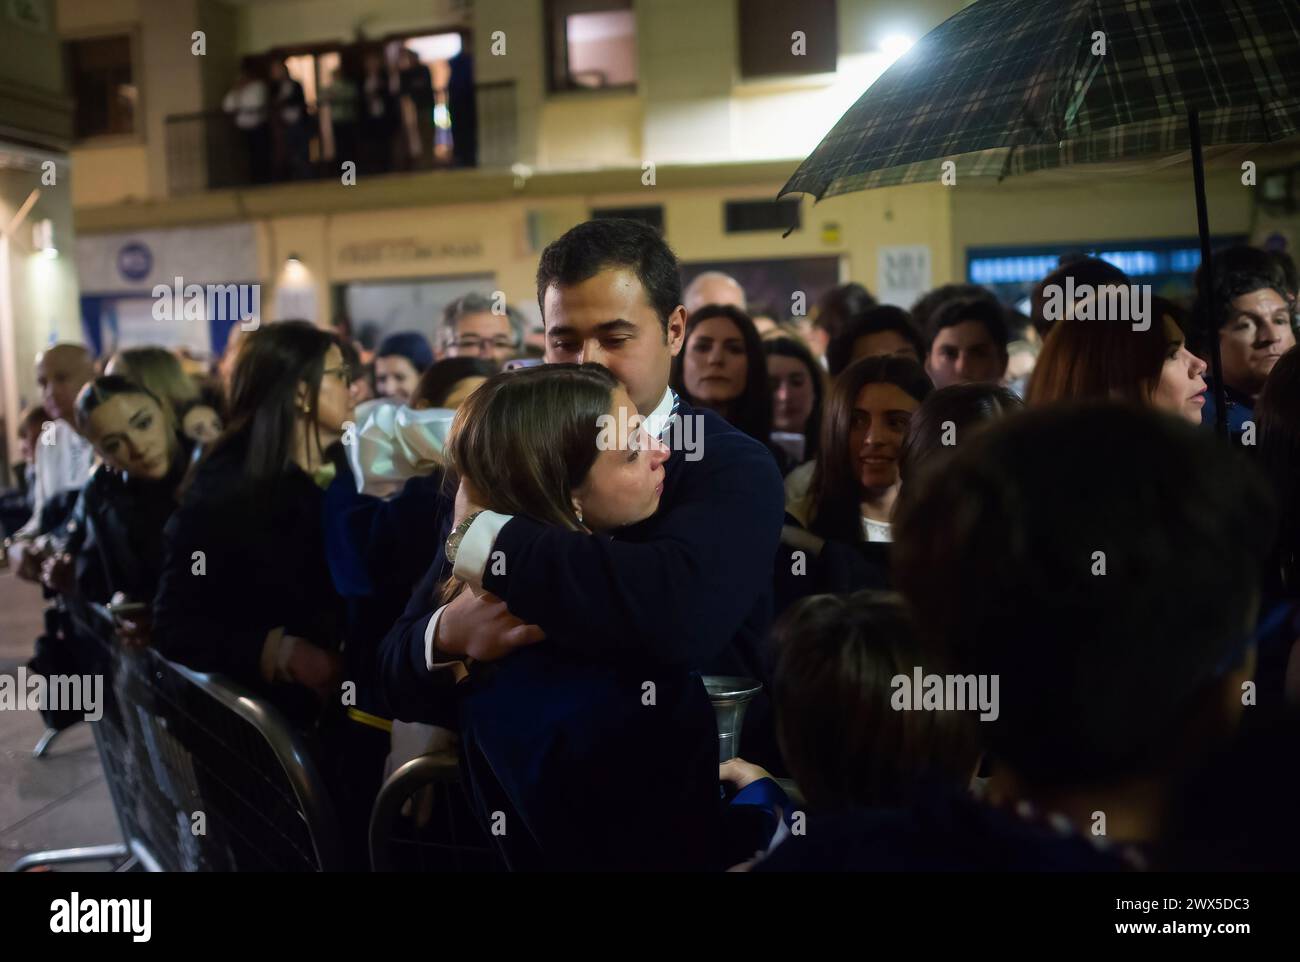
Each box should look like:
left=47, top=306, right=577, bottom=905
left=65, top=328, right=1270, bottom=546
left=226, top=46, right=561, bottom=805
left=444, top=363, right=721, bottom=871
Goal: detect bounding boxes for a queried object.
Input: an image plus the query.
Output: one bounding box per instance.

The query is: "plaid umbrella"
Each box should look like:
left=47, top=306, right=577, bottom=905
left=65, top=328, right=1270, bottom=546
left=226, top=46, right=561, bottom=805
left=781, top=0, right=1300, bottom=435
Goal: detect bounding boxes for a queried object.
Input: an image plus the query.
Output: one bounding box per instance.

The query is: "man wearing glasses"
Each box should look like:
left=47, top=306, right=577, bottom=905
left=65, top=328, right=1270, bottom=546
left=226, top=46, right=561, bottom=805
left=440, top=292, right=527, bottom=369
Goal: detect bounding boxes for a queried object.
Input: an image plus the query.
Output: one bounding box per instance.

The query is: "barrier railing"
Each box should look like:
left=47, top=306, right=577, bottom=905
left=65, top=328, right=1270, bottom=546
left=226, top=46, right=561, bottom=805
left=15, top=601, right=342, bottom=872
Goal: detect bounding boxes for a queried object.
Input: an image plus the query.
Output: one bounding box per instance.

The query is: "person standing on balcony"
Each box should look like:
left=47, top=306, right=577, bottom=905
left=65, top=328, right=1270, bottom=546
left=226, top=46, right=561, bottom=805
left=323, top=67, right=360, bottom=168
left=269, top=59, right=310, bottom=181
left=397, top=48, right=435, bottom=171
left=222, top=64, right=270, bottom=184
left=360, top=50, right=397, bottom=175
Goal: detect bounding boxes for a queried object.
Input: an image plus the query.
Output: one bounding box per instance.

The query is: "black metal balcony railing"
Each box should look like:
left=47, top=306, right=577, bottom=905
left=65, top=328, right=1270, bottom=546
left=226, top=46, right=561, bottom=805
left=165, top=80, right=516, bottom=195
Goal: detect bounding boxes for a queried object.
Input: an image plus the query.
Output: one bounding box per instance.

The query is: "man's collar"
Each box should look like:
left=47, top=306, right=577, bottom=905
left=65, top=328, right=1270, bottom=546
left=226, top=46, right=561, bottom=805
left=643, top=386, right=678, bottom=440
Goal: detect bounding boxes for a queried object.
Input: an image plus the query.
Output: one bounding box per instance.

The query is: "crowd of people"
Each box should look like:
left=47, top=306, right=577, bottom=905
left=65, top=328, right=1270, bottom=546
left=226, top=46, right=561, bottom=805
left=220, top=42, right=475, bottom=187
left=4, top=217, right=1299, bottom=871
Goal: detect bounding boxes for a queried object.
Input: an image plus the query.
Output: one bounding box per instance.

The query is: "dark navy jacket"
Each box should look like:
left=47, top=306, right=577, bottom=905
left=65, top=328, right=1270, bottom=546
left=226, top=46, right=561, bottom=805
left=375, top=398, right=786, bottom=721
left=374, top=399, right=785, bottom=868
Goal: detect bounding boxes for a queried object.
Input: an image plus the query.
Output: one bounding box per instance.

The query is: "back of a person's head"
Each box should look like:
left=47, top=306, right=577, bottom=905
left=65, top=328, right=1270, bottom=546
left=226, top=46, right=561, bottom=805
left=893, top=404, right=1275, bottom=791
left=925, top=296, right=1009, bottom=354
left=446, top=363, right=618, bottom=530
left=536, top=219, right=681, bottom=332
left=897, top=382, right=1023, bottom=491
left=826, top=305, right=925, bottom=377
left=412, top=356, right=495, bottom=409
left=1031, top=256, right=1130, bottom=339
left=773, top=590, right=979, bottom=811
left=909, top=283, right=997, bottom=336
left=812, top=282, right=876, bottom=339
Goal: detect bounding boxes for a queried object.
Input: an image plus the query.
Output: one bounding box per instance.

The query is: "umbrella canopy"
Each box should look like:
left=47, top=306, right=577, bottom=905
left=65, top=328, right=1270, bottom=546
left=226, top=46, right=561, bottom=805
left=781, top=0, right=1300, bottom=199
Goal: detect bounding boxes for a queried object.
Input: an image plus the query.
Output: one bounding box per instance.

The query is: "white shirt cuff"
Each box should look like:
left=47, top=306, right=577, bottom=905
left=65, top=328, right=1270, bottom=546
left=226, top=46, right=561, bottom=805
left=424, top=606, right=447, bottom=671
left=452, top=510, right=512, bottom=590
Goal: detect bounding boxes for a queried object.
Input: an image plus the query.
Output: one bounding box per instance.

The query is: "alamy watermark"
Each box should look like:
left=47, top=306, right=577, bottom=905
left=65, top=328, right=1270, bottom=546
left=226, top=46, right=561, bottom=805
left=1040, top=279, right=1152, bottom=331
left=152, top=276, right=260, bottom=331
left=0, top=668, right=102, bottom=722
left=50, top=893, right=151, bottom=942
left=597, top=409, right=704, bottom=462
left=890, top=667, right=999, bottom=721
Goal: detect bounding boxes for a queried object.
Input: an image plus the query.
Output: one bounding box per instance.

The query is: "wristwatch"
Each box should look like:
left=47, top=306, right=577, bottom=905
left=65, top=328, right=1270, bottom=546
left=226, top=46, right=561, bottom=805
left=445, top=510, right=485, bottom=566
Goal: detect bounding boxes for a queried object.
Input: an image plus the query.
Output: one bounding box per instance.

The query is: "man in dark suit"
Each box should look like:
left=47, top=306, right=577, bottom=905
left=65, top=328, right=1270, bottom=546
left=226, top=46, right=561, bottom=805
left=372, top=219, right=785, bottom=866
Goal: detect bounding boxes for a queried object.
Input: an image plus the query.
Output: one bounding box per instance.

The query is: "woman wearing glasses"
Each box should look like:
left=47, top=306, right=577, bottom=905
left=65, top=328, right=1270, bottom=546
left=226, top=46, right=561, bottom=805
left=153, top=321, right=356, bottom=715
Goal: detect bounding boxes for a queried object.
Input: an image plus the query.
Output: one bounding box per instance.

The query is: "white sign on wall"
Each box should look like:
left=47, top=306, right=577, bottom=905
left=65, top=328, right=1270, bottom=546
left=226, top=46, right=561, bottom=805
left=877, top=245, right=932, bottom=310
left=76, top=224, right=260, bottom=294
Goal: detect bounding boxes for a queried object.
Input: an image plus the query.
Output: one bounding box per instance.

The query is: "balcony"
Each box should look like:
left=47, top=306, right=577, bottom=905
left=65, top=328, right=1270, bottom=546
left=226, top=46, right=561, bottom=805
left=164, top=80, right=516, bottom=196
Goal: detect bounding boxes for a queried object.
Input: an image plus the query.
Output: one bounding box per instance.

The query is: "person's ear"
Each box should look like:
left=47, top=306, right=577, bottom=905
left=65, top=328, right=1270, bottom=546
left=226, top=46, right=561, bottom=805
left=665, top=306, right=687, bottom=357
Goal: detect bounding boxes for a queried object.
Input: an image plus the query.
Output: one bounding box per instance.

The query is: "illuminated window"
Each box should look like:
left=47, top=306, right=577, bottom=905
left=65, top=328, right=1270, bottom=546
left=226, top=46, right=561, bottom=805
left=547, top=0, right=638, bottom=92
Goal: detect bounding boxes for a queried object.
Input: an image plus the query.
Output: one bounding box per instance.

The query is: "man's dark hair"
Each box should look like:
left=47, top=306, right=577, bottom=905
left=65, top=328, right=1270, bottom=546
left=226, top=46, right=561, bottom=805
left=826, top=305, right=926, bottom=376
left=1030, top=256, right=1130, bottom=339
left=893, top=404, right=1276, bottom=790
left=536, top=218, right=682, bottom=335
left=925, top=297, right=1009, bottom=355
left=773, top=590, right=980, bottom=811
left=909, top=283, right=998, bottom=337
left=812, top=282, right=876, bottom=340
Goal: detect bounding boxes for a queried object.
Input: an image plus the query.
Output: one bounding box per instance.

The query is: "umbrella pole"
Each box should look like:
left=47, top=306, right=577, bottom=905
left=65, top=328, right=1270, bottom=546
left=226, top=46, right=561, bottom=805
left=1187, top=108, right=1228, bottom=440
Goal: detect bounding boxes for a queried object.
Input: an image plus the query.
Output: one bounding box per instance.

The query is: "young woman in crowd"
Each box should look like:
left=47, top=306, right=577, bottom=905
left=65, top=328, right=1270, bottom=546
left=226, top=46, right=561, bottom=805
left=177, top=388, right=225, bottom=449
left=40, top=377, right=192, bottom=623
left=373, top=330, right=434, bottom=404
left=774, top=355, right=932, bottom=615
left=444, top=363, right=720, bottom=871
left=152, top=321, right=354, bottom=714
left=671, top=304, right=788, bottom=470
left=1026, top=297, right=1208, bottom=423
left=792, top=355, right=932, bottom=545
left=763, top=336, right=824, bottom=469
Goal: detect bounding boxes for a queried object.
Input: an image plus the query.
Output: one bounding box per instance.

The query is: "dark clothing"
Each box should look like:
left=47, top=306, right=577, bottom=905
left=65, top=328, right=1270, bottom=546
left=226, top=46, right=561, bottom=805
left=755, top=785, right=1143, bottom=872
left=67, top=447, right=188, bottom=604
left=152, top=440, right=345, bottom=715
left=374, top=399, right=785, bottom=868
left=323, top=469, right=451, bottom=719
left=458, top=646, right=720, bottom=870
left=1200, top=379, right=1254, bottom=440
left=773, top=515, right=891, bottom=618
left=447, top=51, right=476, bottom=167
left=377, top=399, right=786, bottom=721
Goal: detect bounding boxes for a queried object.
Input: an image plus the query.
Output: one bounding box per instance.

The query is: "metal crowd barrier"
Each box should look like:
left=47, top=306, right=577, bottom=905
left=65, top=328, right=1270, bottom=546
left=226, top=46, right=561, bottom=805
left=15, top=601, right=342, bottom=872
left=368, top=751, right=503, bottom=873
